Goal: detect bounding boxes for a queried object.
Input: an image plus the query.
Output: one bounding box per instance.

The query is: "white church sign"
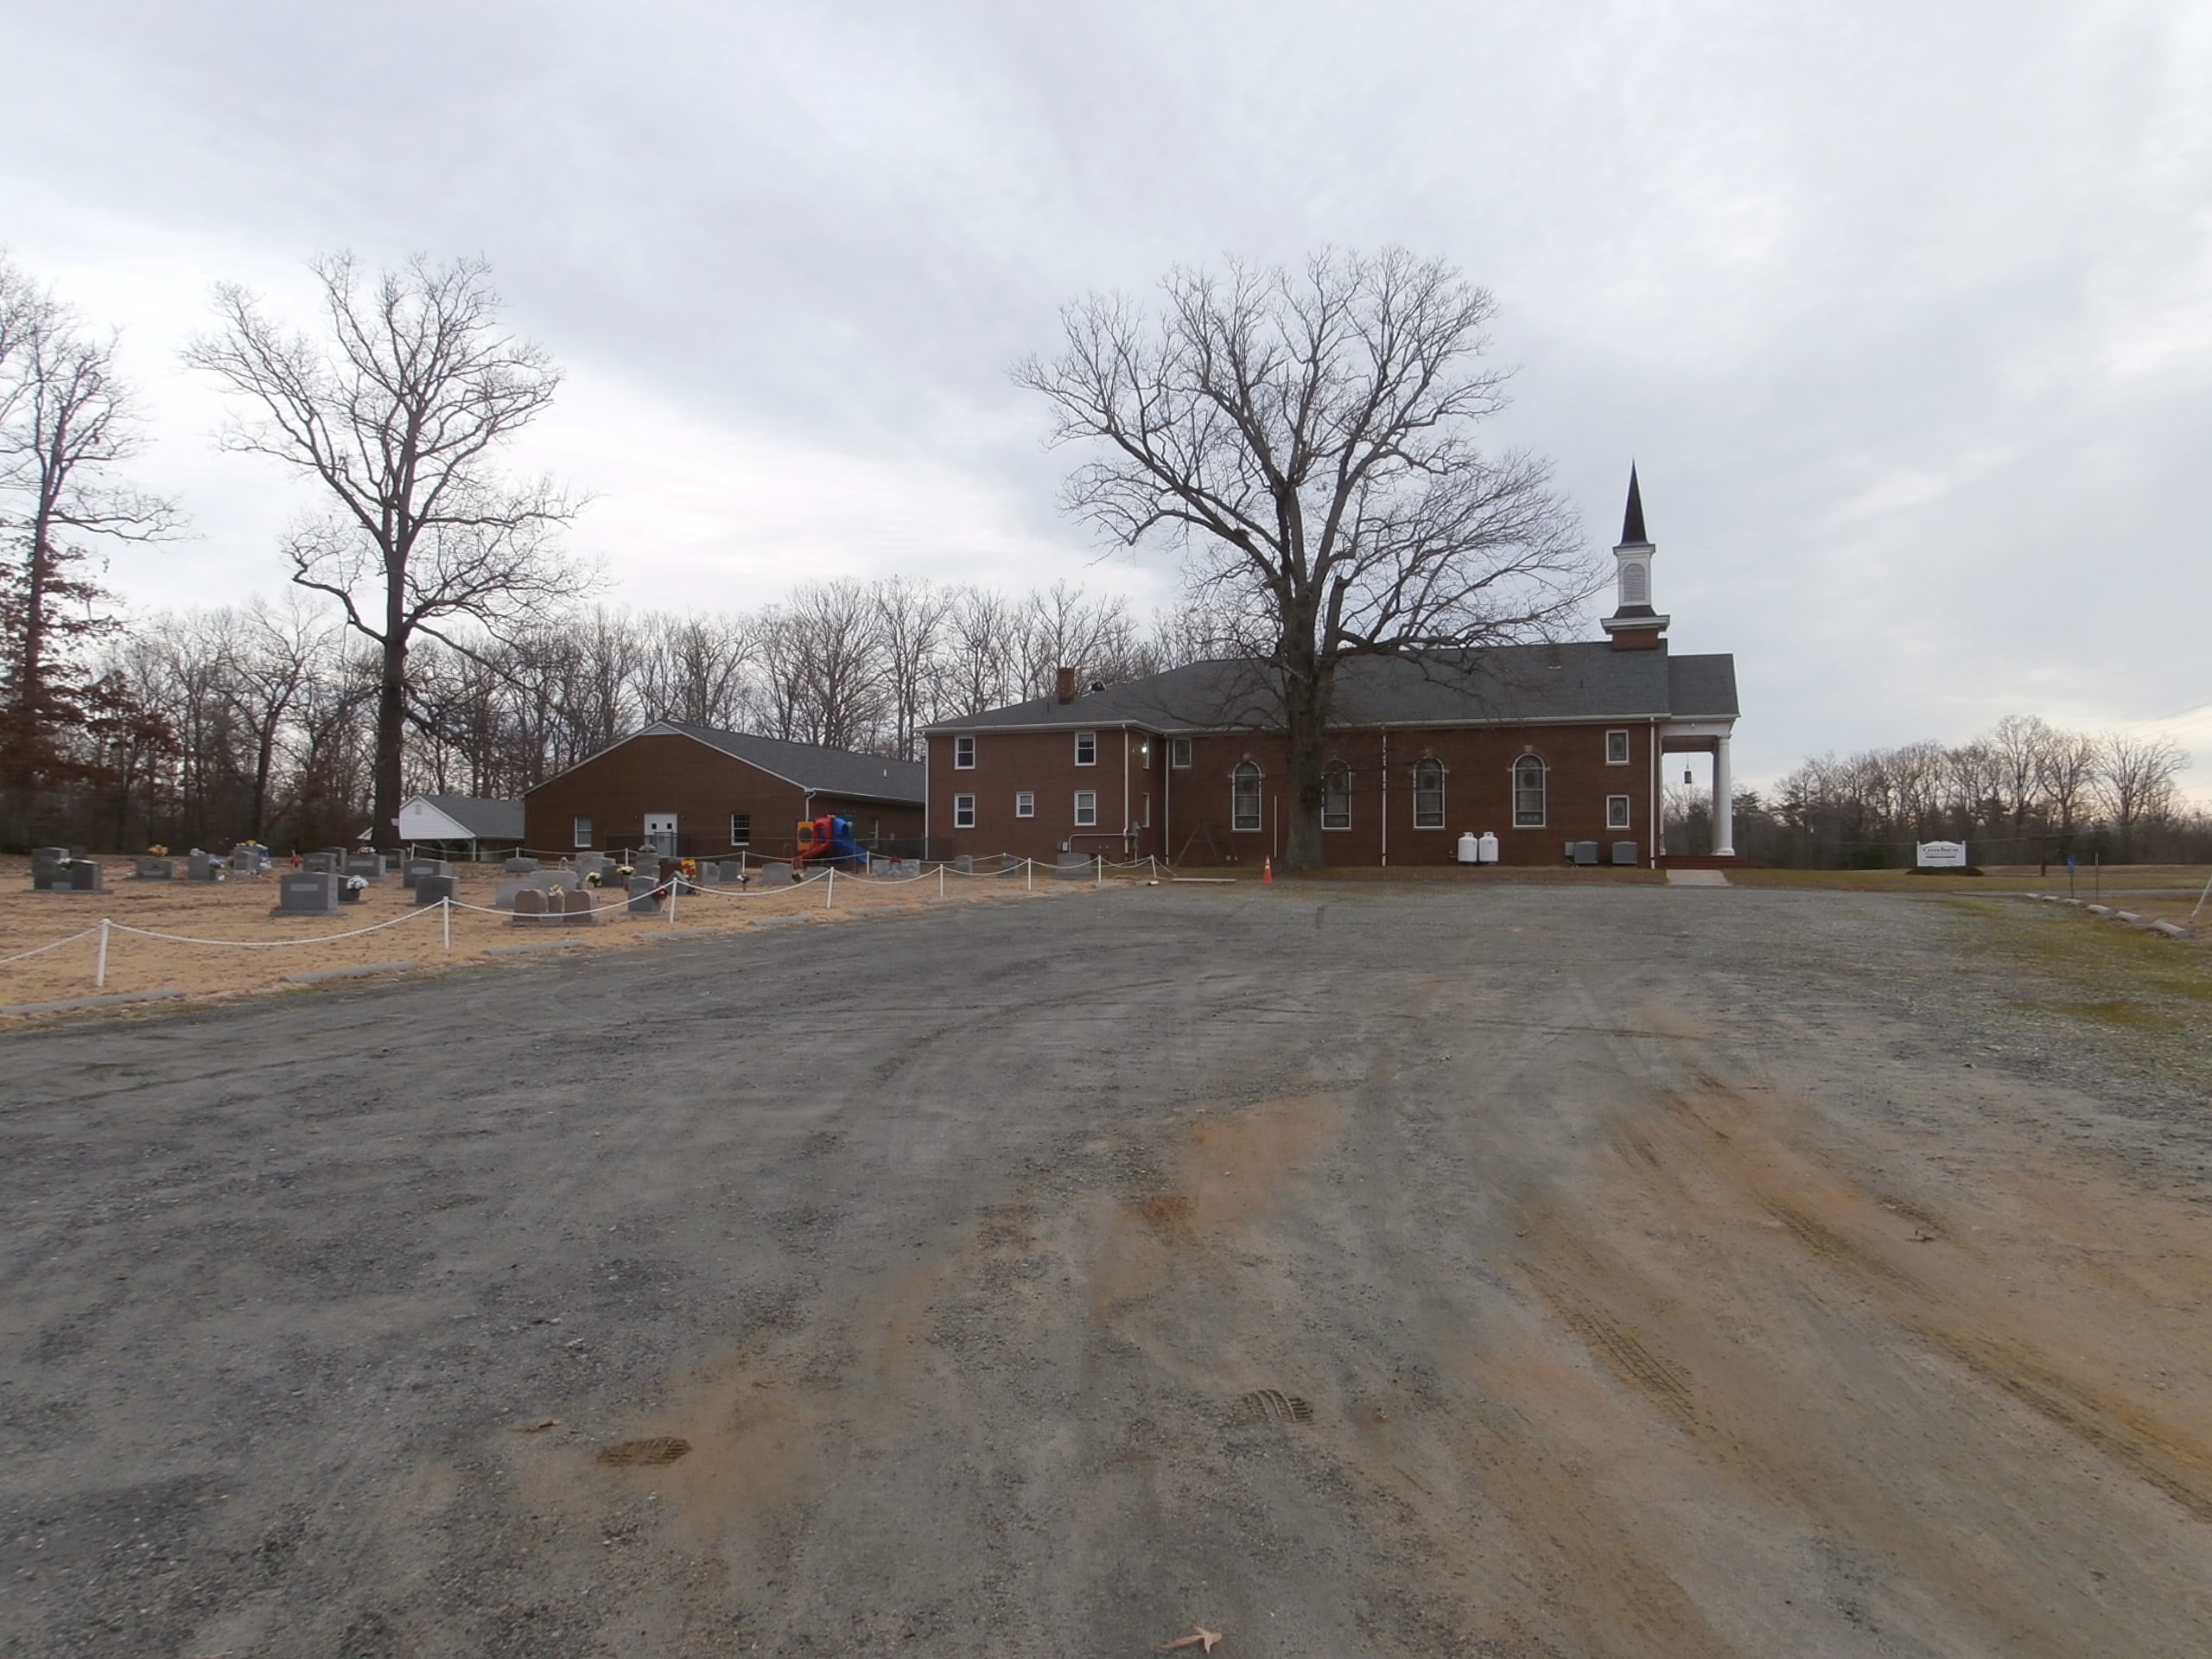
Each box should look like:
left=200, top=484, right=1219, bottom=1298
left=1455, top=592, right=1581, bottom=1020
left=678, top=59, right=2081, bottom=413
left=1916, top=841, right=1968, bottom=868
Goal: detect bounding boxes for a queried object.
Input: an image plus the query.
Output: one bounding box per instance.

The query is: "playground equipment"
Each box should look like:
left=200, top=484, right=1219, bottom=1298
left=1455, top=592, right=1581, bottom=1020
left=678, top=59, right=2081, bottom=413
left=791, top=814, right=868, bottom=869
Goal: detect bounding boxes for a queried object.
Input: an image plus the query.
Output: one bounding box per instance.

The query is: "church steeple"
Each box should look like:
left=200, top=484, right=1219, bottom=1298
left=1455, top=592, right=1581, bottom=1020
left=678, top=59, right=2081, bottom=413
left=1621, top=463, right=1649, bottom=546
left=1601, top=465, right=1670, bottom=651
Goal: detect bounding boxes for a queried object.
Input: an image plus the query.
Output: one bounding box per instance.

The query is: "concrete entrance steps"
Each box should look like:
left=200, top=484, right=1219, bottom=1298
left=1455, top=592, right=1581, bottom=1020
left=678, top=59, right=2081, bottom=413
left=1666, top=868, right=1731, bottom=887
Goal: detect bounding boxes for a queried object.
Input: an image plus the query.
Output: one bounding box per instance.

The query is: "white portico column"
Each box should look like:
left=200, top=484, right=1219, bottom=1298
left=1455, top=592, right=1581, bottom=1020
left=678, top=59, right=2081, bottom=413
left=1713, top=734, right=1736, bottom=857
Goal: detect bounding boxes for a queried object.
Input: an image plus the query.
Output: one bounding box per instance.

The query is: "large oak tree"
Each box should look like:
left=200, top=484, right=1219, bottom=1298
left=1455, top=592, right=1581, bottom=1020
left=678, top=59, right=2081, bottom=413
left=1018, top=249, right=1595, bottom=871
left=188, top=254, right=581, bottom=846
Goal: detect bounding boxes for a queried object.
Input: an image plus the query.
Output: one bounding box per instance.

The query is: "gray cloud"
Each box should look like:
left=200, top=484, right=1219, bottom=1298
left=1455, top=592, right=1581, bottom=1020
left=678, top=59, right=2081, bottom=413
left=4, top=0, right=2207, bottom=789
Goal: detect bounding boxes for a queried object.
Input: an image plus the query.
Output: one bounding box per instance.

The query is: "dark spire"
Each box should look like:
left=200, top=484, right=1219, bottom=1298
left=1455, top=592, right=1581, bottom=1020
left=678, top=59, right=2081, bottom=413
left=1620, top=464, right=1649, bottom=544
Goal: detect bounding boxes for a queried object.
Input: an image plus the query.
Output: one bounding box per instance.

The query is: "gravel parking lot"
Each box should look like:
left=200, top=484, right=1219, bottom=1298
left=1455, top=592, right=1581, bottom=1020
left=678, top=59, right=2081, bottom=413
left=4, top=882, right=2209, bottom=1657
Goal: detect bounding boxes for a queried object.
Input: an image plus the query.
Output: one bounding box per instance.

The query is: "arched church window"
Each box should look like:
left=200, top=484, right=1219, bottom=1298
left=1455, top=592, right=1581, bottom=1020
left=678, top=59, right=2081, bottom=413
left=1411, top=759, right=1446, bottom=829
left=1321, top=762, right=1352, bottom=830
left=1513, top=754, right=1547, bottom=827
left=1230, top=761, right=1262, bottom=832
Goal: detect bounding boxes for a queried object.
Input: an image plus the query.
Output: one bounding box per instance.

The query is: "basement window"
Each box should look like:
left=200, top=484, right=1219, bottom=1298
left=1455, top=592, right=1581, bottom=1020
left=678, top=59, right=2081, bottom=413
left=953, top=794, right=976, bottom=830
left=1606, top=795, right=1631, bottom=830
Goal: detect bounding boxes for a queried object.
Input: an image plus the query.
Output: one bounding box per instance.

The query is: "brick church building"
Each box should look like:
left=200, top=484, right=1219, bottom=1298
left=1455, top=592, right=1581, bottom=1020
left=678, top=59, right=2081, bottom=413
left=922, top=473, right=1739, bottom=868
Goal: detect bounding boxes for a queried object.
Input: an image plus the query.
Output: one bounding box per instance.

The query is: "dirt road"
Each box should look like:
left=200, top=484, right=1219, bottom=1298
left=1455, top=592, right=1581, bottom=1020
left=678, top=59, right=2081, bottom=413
left=4, top=885, right=2209, bottom=1656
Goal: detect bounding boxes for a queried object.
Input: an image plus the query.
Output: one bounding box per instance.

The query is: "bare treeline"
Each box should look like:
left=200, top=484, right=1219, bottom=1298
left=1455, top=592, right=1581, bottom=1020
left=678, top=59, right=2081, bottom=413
left=64, top=578, right=1195, bottom=853
left=1671, top=715, right=2203, bottom=867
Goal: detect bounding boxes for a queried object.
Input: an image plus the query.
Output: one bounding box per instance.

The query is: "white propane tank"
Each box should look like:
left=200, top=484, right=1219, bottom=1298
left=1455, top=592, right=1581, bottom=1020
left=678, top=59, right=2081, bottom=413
left=1478, top=831, right=1501, bottom=864
left=1456, top=831, right=1480, bottom=864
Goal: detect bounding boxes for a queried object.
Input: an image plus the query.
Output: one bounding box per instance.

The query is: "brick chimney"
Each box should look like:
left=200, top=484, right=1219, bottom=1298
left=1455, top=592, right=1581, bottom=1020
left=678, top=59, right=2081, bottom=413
left=1600, top=464, right=1670, bottom=652
left=1055, top=665, right=1078, bottom=703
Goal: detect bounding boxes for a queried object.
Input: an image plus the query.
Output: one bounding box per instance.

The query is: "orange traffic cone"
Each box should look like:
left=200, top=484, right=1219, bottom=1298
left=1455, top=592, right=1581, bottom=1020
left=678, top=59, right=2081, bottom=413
left=1262, top=855, right=1273, bottom=886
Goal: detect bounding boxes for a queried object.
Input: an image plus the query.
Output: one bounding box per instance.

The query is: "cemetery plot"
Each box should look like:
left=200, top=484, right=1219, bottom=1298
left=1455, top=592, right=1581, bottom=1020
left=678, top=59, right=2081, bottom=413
left=0, top=856, right=1059, bottom=1018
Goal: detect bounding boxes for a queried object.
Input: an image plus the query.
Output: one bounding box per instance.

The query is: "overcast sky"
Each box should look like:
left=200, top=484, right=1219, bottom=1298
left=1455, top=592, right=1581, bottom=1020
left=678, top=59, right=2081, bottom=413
left=5, top=1, right=2208, bottom=793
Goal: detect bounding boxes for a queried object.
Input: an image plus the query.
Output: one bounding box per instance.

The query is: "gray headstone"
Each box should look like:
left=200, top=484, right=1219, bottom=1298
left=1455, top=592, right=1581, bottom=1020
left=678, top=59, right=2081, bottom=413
left=754, top=861, right=792, bottom=887
left=133, top=856, right=176, bottom=880
left=953, top=855, right=974, bottom=874
left=31, top=849, right=68, bottom=891
left=67, top=859, right=105, bottom=893
left=343, top=854, right=383, bottom=881
left=512, top=887, right=548, bottom=921
left=415, top=874, right=459, bottom=906
left=403, top=858, right=448, bottom=891
left=188, top=852, right=222, bottom=881
left=696, top=862, right=722, bottom=885
left=303, top=852, right=339, bottom=874
left=503, top=856, right=539, bottom=874
left=1611, top=841, right=1640, bottom=867
left=626, top=874, right=662, bottom=916
left=276, top=871, right=340, bottom=915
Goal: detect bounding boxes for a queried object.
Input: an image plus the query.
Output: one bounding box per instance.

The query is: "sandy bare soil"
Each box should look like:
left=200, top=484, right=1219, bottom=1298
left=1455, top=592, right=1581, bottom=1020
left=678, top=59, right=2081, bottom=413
left=3, top=883, right=2209, bottom=1656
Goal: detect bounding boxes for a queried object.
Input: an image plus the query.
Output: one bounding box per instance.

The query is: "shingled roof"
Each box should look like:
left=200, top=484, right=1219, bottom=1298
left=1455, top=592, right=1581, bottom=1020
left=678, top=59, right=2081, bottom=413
left=927, top=642, right=1738, bottom=734
left=649, top=721, right=926, bottom=804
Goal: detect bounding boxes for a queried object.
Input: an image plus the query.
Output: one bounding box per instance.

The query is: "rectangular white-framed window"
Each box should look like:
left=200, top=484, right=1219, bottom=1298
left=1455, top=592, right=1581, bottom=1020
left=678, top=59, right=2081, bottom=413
left=953, top=734, right=976, bottom=769
left=1137, top=736, right=1153, bottom=770
left=1605, top=728, right=1630, bottom=766
left=1014, top=791, right=1035, bottom=818
left=1411, top=760, right=1446, bottom=830
left=1074, top=731, right=1097, bottom=766
left=1322, top=765, right=1352, bottom=830
left=572, top=817, right=593, bottom=849
left=1170, top=737, right=1192, bottom=768
left=729, top=812, right=752, bottom=845
left=1606, top=794, right=1631, bottom=830
left=1073, top=790, right=1098, bottom=827
left=953, top=793, right=976, bottom=830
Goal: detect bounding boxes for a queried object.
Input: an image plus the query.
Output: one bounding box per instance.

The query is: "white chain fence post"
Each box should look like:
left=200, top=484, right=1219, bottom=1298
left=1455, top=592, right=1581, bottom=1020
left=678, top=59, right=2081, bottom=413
left=95, top=918, right=111, bottom=988
left=442, top=896, right=452, bottom=950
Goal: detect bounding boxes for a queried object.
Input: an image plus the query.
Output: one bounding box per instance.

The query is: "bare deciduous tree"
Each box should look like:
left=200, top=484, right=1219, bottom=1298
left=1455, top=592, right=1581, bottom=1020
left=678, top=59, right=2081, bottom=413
left=187, top=253, right=582, bottom=846
left=0, top=259, right=179, bottom=836
left=2095, top=732, right=2188, bottom=861
left=1018, top=249, right=1593, bottom=869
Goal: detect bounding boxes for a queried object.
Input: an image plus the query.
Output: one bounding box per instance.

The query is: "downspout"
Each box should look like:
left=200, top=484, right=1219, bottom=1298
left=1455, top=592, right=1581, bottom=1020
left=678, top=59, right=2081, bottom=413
left=1380, top=728, right=1389, bottom=868
left=1122, top=728, right=1132, bottom=861
left=1163, top=736, right=1172, bottom=864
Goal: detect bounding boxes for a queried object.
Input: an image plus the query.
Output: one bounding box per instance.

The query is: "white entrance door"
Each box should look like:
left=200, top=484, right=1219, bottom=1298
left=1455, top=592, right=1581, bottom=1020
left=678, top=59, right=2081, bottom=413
left=644, top=813, right=678, bottom=855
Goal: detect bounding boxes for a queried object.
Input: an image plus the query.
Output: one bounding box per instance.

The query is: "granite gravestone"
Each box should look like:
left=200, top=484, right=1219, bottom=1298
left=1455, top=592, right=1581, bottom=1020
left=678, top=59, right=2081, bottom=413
left=276, top=871, right=340, bottom=915
left=415, top=874, right=459, bottom=906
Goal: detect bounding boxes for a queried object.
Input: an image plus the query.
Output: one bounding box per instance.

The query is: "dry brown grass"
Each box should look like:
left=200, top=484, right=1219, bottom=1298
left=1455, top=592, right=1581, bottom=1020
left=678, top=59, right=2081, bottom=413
left=0, top=858, right=1063, bottom=1025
